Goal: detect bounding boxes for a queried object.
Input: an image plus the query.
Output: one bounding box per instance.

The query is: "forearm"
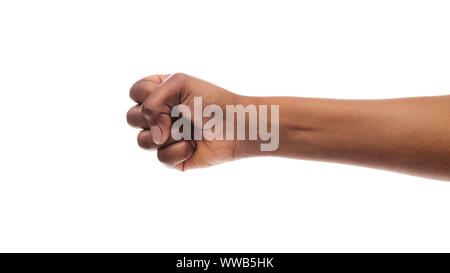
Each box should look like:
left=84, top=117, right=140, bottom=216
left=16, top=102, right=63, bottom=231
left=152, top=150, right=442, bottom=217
left=237, top=95, right=450, bottom=181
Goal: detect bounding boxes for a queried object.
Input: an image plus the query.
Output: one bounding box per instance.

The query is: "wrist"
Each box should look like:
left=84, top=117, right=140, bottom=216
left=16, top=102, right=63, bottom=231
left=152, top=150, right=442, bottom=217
left=233, top=95, right=286, bottom=159
left=232, top=96, right=321, bottom=160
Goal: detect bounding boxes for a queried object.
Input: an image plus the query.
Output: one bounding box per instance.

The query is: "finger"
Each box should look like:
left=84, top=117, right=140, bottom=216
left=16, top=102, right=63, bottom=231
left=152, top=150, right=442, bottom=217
left=137, top=129, right=179, bottom=150
left=137, top=130, right=157, bottom=149
left=141, top=74, right=171, bottom=83
left=129, top=80, right=159, bottom=104
left=157, top=140, right=194, bottom=168
left=127, top=105, right=149, bottom=129
left=141, top=73, right=188, bottom=145
left=129, top=74, right=171, bottom=104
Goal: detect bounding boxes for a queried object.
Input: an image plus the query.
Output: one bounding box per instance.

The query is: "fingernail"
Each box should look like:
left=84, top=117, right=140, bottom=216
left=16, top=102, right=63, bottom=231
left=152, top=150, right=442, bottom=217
left=151, top=125, right=163, bottom=145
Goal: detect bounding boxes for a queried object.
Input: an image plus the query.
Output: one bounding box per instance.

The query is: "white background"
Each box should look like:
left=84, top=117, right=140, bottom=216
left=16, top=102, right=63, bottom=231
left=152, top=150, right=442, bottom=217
left=0, top=0, right=449, bottom=252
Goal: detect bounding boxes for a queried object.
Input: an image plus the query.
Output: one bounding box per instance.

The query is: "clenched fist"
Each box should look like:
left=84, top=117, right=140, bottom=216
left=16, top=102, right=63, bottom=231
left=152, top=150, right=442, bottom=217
left=127, top=73, right=245, bottom=171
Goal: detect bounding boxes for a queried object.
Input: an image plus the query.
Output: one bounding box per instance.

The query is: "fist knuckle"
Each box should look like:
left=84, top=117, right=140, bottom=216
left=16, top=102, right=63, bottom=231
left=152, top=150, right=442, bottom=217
left=157, top=149, right=171, bottom=164
left=129, top=80, right=143, bottom=101
left=126, top=108, right=135, bottom=125
left=171, top=72, right=188, bottom=85
left=137, top=131, right=149, bottom=149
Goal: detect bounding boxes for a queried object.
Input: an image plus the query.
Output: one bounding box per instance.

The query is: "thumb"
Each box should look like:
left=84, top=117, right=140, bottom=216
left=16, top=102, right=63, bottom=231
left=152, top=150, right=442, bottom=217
left=140, top=73, right=187, bottom=145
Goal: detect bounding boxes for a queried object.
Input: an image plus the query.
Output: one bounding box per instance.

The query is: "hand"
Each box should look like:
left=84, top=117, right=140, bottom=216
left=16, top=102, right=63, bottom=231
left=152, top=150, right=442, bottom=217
left=127, top=73, right=242, bottom=171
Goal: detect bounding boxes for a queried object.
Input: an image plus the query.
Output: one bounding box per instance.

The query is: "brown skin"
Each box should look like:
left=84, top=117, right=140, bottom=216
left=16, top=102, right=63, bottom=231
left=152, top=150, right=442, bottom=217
left=127, top=73, right=450, bottom=181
